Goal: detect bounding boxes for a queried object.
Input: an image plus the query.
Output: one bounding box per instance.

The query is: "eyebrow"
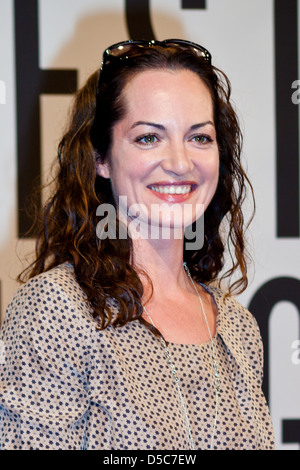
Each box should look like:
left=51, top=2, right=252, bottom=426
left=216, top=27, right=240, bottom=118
left=130, top=120, right=215, bottom=131
left=190, top=121, right=214, bottom=130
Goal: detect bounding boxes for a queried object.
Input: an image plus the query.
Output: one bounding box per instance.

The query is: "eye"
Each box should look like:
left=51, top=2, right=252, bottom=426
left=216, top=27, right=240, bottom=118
left=135, top=134, right=159, bottom=145
left=191, top=134, right=213, bottom=145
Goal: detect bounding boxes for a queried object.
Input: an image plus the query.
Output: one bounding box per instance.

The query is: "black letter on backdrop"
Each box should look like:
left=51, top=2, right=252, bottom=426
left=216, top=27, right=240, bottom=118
left=274, top=0, right=300, bottom=237
left=181, top=0, right=206, bottom=8
left=14, top=0, right=77, bottom=237
left=282, top=420, right=300, bottom=446
left=125, top=0, right=155, bottom=40
left=248, top=277, right=300, bottom=445
left=125, top=0, right=206, bottom=40
left=249, top=277, right=300, bottom=402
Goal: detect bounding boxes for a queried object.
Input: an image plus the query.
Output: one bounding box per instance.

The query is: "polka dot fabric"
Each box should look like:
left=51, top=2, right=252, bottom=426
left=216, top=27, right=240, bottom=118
left=0, top=264, right=275, bottom=449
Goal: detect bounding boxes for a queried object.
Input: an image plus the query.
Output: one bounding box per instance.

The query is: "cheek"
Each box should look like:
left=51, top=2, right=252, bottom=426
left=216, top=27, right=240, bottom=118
left=109, top=162, right=140, bottom=199
left=201, top=153, right=219, bottom=183
left=211, top=165, right=220, bottom=196
left=201, top=155, right=219, bottom=202
left=213, top=163, right=220, bottom=185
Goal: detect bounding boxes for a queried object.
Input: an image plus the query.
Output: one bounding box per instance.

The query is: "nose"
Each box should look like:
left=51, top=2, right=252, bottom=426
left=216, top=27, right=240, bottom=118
left=160, top=141, right=194, bottom=176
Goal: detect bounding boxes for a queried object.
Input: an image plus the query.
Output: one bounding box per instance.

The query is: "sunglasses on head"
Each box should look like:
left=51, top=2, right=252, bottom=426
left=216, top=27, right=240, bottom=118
left=101, top=39, right=212, bottom=70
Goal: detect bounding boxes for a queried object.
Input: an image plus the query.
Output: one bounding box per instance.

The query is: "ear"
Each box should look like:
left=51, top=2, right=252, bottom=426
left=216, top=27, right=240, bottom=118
left=96, top=160, right=111, bottom=179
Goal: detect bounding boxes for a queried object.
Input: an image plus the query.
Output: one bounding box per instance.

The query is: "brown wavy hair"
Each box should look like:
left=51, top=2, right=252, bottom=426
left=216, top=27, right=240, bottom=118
left=20, top=44, right=255, bottom=331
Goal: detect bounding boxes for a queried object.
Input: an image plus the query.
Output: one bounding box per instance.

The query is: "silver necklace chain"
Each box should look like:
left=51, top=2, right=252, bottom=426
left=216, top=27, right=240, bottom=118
left=142, top=262, right=220, bottom=450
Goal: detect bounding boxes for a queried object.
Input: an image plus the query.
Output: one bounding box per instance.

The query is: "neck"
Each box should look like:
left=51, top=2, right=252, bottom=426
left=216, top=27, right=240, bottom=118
left=132, top=235, right=190, bottom=300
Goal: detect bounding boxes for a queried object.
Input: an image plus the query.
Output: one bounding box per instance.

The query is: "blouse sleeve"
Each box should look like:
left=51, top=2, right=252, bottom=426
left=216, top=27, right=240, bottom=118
left=0, top=273, right=93, bottom=450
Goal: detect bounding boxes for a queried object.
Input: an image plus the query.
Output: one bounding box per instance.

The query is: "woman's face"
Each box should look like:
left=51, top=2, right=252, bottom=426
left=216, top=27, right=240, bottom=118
left=97, top=68, right=219, bottom=237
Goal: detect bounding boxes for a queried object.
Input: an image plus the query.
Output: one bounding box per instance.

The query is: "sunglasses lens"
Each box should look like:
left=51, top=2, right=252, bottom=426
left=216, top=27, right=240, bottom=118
left=106, top=43, right=141, bottom=57
left=167, top=41, right=210, bottom=61
left=102, top=39, right=211, bottom=67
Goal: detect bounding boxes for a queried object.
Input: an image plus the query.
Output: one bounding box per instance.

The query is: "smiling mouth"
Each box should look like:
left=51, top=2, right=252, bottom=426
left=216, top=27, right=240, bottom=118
left=148, top=184, right=195, bottom=195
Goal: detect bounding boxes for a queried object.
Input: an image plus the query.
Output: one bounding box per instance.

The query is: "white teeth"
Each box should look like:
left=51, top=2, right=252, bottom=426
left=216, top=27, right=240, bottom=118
left=149, top=185, right=192, bottom=194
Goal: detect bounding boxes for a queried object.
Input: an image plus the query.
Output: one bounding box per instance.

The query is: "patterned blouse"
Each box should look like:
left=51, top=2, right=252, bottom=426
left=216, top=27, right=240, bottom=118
left=0, top=263, right=275, bottom=450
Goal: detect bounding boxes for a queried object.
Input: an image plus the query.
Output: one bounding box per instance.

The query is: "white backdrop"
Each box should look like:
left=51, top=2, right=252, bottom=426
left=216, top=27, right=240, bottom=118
left=0, top=0, right=299, bottom=449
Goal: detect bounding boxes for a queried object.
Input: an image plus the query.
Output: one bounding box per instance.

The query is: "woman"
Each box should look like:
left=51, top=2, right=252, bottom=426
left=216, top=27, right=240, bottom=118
left=0, top=39, right=275, bottom=450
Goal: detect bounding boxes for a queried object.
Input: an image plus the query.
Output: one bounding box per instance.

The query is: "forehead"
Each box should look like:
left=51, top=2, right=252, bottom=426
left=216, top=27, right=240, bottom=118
left=120, top=68, right=214, bottom=122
